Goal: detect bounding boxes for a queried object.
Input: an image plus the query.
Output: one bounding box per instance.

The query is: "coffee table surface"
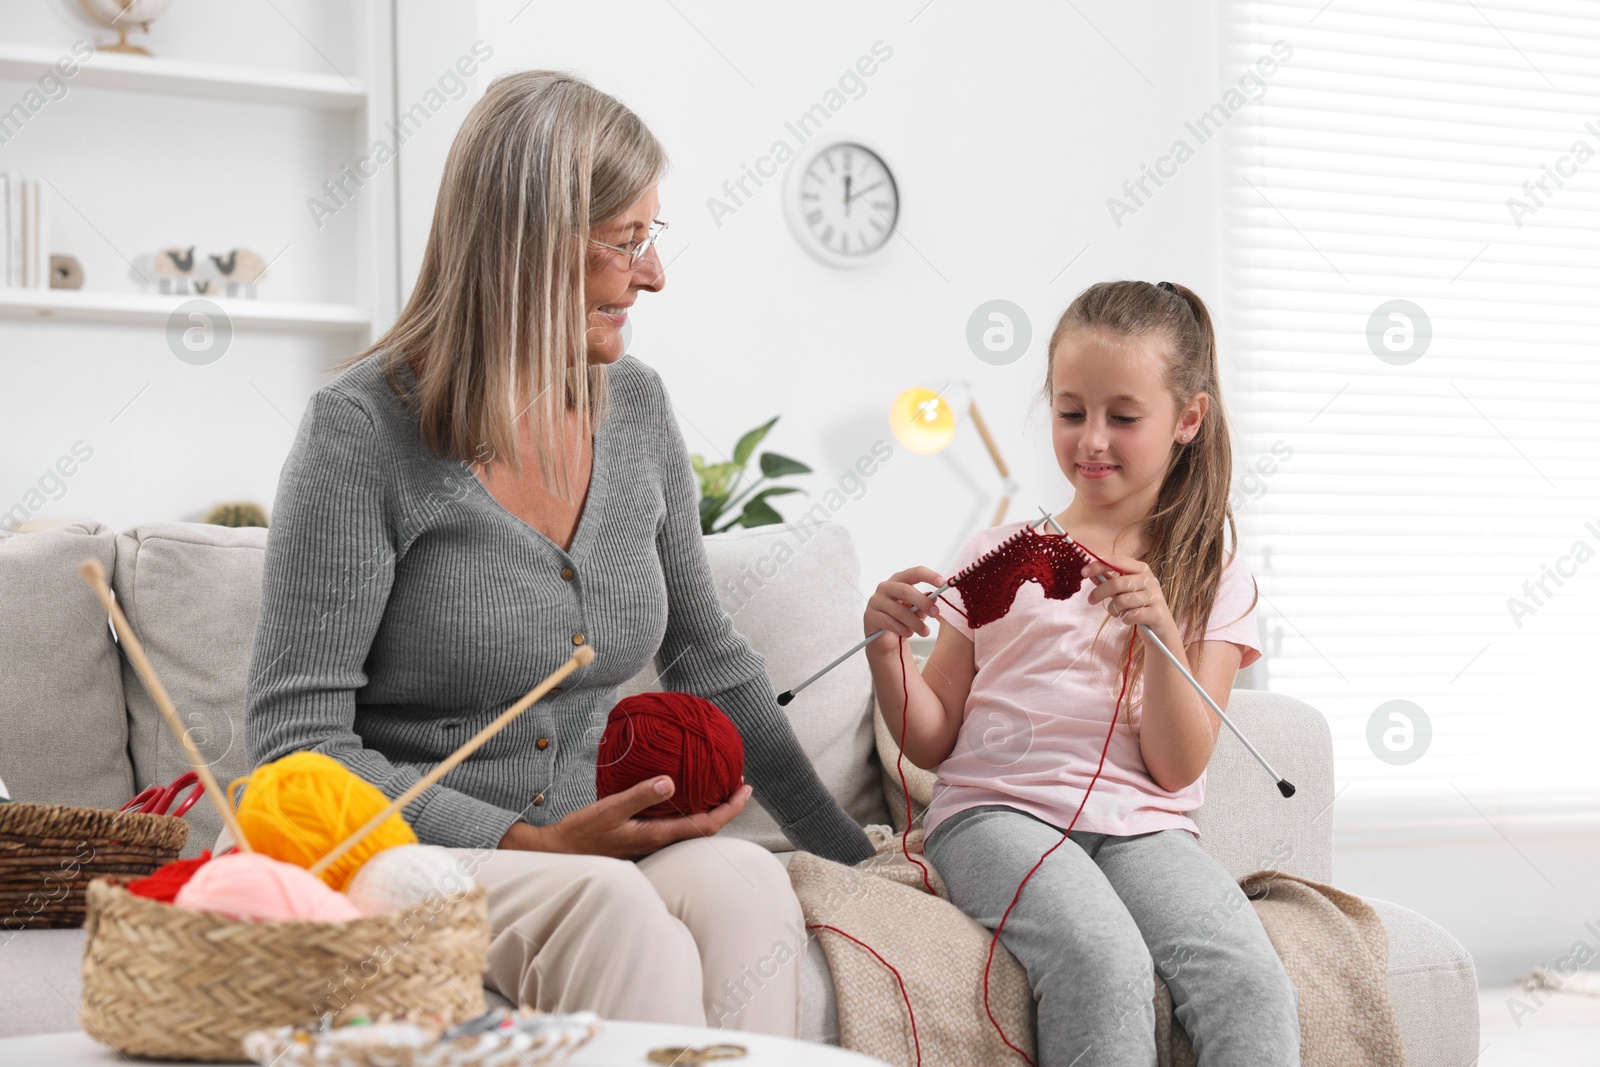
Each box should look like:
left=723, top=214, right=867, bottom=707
left=0, top=1024, right=890, bottom=1065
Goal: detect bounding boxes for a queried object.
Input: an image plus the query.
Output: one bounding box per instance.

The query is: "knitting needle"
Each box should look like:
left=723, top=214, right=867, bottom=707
left=77, top=559, right=257, bottom=850
left=309, top=645, right=595, bottom=878
left=1037, top=508, right=1295, bottom=798
left=775, top=512, right=1058, bottom=706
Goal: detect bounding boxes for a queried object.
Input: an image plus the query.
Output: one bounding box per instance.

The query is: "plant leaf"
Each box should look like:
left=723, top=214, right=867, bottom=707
left=733, top=416, right=780, bottom=467
left=701, top=461, right=741, bottom=500
left=739, top=497, right=784, bottom=527
left=759, top=451, right=812, bottom=478
left=746, top=486, right=802, bottom=505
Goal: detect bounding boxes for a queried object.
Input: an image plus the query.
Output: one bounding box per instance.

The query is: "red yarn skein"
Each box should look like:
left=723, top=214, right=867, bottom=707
left=127, top=850, right=212, bottom=903
left=595, top=692, right=744, bottom=818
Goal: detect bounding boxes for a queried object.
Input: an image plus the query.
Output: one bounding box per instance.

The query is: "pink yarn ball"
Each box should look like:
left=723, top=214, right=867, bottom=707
left=173, top=851, right=362, bottom=923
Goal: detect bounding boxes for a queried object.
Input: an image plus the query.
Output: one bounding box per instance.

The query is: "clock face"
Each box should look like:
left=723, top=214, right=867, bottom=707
left=786, top=142, right=899, bottom=267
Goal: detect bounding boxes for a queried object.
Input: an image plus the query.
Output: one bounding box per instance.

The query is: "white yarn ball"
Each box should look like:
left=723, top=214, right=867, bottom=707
left=346, top=845, right=476, bottom=916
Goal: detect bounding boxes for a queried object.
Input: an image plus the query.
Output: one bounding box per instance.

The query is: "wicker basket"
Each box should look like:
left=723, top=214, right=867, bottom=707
left=81, top=877, right=491, bottom=1062
left=0, top=802, right=188, bottom=929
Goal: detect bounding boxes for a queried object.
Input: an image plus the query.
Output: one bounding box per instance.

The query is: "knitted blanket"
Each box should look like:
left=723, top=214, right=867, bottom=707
left=787, top=827, right=1408, bottom=1066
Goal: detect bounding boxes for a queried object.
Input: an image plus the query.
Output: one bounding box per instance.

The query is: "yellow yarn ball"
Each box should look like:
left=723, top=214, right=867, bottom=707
left=231, top=751, right=417, bottom=891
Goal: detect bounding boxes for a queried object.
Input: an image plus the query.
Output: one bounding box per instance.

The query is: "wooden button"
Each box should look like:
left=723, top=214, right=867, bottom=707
left=532, top=793, right=545, bottom=806
left=536, top=738, right=550, bottom=750
left=572, top=632, right=585, bottom=646
left=560, top=567, right=574, bottom=581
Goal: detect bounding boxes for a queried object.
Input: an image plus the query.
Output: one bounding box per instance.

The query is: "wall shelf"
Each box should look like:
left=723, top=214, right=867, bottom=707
left=0, top=41, right=366, bottom=111
left=0, top=288, right=369, bottom=334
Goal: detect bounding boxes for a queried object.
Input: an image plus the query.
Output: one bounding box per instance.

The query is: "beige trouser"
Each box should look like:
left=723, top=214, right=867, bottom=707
left=446, top=836, right=807, bottom=1036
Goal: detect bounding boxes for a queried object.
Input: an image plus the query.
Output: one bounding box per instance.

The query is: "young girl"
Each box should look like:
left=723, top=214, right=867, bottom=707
left=864, top=280, right=1300, bottom=1066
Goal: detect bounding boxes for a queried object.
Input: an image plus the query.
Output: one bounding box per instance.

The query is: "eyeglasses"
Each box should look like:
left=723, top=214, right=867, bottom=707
left=588, top=218, right=668, bottom=267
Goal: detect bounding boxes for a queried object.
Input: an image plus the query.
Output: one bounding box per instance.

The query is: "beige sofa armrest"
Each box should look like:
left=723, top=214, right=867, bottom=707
left=1191, top=689, right=1335, bottom=884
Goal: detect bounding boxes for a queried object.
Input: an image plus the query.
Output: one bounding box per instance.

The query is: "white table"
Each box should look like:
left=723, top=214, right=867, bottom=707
left=0, top=1024, right=890, bottom=1065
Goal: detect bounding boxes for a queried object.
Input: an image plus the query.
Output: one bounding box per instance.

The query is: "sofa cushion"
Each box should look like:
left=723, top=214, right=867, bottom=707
left=0, top=521, right=132, bottom=810
left=617, top=520, right=890, bottom=851
left=113, top=523, right=268, bottom=858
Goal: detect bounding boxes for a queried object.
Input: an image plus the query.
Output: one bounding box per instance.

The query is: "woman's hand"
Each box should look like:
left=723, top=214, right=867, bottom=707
left=501, top=776, right=755, bottom=860
left=864, top=567, right=944, bottom=655
left=1082, top=555, right=1181, bottom=645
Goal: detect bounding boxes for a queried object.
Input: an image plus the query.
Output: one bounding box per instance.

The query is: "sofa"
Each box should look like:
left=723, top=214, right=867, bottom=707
left=0, top=517, right=1480, bottom=1062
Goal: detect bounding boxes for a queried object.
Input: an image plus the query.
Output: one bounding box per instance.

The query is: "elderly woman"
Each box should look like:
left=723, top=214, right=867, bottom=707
left=243, top=70, right=874, bottom=1037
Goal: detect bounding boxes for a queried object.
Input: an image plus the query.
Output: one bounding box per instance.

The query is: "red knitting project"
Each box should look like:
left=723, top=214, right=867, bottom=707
left=943, top=525, right=1096, bottom=629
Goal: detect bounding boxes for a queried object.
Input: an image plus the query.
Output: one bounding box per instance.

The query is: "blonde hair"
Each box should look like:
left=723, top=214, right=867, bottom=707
left=1043, top=279, right=1257, bottom=714
left=339, top=70, right=668, bottom=502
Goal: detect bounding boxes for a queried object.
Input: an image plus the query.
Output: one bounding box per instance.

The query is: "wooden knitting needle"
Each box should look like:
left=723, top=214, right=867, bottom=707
left=1037, top=508, right=1295, bottom=798
left=77, top=558, right=256, bottom=850
left=776, top=512, right=1059, bottom=706
left=309, top=645, right=595, bottom=878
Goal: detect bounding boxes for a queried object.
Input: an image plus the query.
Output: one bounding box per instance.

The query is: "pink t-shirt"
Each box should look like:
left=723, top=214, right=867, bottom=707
left=920, top=521, right=1262, bottom=842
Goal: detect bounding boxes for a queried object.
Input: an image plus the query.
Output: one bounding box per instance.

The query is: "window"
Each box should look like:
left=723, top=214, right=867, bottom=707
left=1223, top=0, right=1600, bottom=821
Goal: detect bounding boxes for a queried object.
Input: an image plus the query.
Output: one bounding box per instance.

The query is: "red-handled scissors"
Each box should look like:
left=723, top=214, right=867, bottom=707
left=120, top=771, right=204, bottom=818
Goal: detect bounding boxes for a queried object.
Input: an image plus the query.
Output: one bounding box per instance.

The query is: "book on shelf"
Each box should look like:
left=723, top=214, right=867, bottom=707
left=4, top=172, right=50, bottom=289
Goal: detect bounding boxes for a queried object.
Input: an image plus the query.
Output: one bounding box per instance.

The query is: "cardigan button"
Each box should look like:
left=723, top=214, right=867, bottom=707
left=572, top=632, right=585, bottom=646
left=560, top=567, right=574, bottom=581
left=550, top=686, right=563, bottom=695
left=536, top=737, right=550, bottom=750
left=532, top=793, right=545, bottom=806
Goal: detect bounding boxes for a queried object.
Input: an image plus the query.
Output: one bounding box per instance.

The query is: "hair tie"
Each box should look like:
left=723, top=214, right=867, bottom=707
left=1157, top=280, right=1178, bottom=294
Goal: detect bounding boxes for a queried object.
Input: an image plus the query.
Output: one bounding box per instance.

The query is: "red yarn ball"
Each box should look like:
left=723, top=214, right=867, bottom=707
left=127, top=850, right=212, bottom=903
left=595, top=692, right=745, bottom=818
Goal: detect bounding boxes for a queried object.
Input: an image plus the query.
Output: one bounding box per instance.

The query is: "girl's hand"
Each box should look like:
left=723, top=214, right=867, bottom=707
left=865, top=567, right=944, bottom=655
left=1082, top=555, right=1180, bottom=644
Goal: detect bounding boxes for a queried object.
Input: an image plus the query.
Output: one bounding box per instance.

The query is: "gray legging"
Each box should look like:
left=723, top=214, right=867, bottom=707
left=924, top=804, right=1300, bottom=1066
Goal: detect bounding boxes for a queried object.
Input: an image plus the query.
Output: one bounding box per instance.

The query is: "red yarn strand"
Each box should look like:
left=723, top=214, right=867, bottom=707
left=935, top=591, right=968, bottom=622
left=805, top=922, right=923, bottom=1066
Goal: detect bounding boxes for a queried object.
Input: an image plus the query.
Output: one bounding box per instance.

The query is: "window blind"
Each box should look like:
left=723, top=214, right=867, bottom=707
left=1223, top=0, right=1600, bottom=818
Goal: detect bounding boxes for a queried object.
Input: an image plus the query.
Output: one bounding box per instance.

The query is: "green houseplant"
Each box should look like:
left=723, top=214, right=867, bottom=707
left=692, top=416, right=812, bottom=534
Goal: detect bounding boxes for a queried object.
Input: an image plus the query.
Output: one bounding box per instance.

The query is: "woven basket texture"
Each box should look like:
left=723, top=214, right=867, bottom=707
left=0, top=803, right=188, bottom=929
left=80, top=878, right=490, bottom=1062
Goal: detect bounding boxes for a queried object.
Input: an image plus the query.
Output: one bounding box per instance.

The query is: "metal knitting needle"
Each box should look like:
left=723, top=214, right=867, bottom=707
left=1039, top=508, right=1294, bottom=798
left=775, top=512, right=1058, bottom=706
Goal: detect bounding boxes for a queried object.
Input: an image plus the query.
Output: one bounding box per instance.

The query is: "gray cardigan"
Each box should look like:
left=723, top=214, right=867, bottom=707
left=245, top=352, right=875, bottom=866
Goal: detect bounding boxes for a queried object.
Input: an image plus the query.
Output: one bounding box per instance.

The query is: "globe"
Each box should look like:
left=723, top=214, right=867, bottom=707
left=80, top=0, right=175, bottom=56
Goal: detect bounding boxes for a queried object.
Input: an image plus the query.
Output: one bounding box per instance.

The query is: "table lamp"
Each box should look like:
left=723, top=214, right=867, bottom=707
left=888, top=386, right=1019, bottom=526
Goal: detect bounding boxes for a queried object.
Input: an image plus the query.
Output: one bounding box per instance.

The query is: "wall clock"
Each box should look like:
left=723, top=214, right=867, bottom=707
left=784, top=141, right=899, bottom=268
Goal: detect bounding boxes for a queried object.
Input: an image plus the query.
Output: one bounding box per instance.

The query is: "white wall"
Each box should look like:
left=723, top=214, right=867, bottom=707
left=393, top=0, right=1228, bottom=601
